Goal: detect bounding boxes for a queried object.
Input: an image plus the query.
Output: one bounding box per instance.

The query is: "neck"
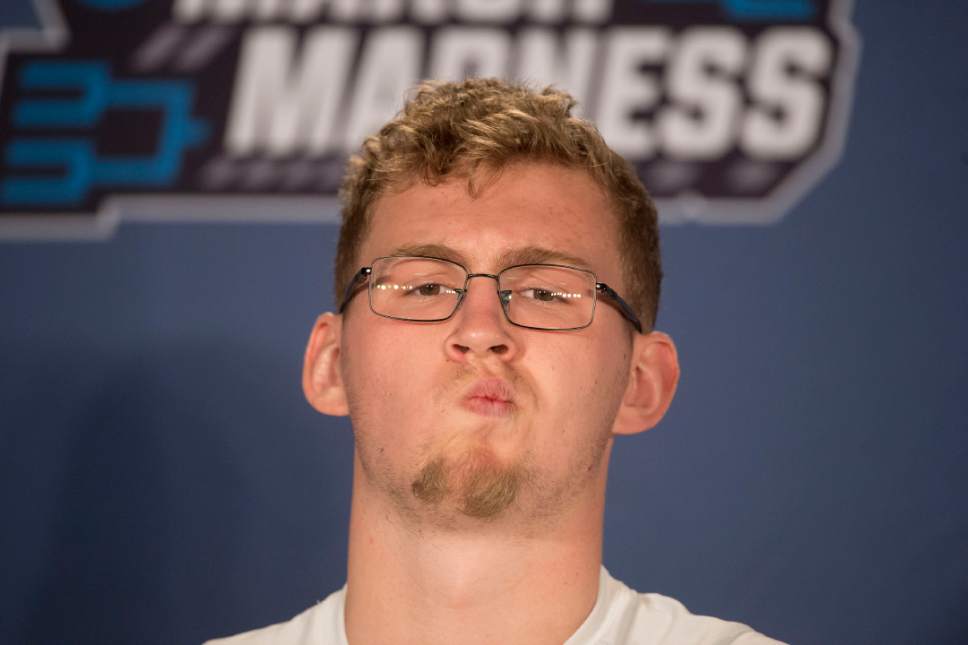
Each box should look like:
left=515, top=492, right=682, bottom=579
left=343, top=451, right=609, bottom=645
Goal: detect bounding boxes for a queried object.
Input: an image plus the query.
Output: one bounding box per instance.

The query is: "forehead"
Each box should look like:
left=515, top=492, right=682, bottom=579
left=360, top=163, right=623, bottom=282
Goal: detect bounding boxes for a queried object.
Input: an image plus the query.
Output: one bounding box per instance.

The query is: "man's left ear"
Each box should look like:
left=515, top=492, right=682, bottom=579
left=612, top=331, right=680, bottom=436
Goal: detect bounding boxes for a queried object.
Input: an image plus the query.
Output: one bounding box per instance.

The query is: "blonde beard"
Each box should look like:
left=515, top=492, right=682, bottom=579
left=411, top=447, right=526, bottom=520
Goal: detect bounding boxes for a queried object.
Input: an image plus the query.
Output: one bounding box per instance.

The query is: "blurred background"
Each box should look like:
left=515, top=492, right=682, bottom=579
left=1, top=1, right=965, bottom=643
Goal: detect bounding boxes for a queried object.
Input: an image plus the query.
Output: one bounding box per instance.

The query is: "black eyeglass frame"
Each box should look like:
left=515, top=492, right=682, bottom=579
left=338, top=255, right=644, bottom=334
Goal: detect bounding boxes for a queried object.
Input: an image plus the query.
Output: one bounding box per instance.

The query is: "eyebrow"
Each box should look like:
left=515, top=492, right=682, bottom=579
left=385, top=243, right=594, bottom=273
left=388, top=243, right=469, bottom=265
left=497, top=246, right=593, bottom=271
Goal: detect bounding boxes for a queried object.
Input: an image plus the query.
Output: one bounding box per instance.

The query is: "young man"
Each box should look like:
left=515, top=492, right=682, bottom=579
left=208, top=79, right=782, bottom=644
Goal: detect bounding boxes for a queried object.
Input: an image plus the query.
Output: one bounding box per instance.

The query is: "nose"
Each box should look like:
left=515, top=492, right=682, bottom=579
left=444, top=274, right=518, bottom=363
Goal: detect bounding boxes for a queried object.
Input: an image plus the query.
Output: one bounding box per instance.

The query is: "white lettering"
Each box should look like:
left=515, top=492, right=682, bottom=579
left=597, top=27, right=670, bottom=158
left=528, top=0, right=567, bottom=22
left=369, top=0, right=406, bottom=22
left=213, top=11, right=835, bottom=171
left=211, top=0, right=246, bottom=22
left=514, top=28, right=598, bottom=116
left=176, top=0, right=613, bottom=23
left=456, top=0, right=521, bottom=22
left=344, top=28, right=422, bottom=147
left=574, top=0, right=612, bottom=23
left=658, top=27, right=746, bottom=159
left=410, top=0, right=447, bottom=23
left=174, top=0, right=204, bottom=21
left=225, top=27, right=356, bottom=156
left=254, top=0, right=284, bottom=20
left=290, top=0, right=359, bottom=22
left=430, top=28, right=511, bottom=80
left=742, top=28, right=831, bottom=159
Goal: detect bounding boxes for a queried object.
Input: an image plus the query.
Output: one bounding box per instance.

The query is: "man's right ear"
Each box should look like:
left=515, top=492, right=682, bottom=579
left=302, top=312, right=350, bottom=416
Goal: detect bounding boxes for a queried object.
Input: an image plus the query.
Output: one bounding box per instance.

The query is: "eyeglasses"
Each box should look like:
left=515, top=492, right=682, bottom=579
left=339, top=256, right=643, bottom=333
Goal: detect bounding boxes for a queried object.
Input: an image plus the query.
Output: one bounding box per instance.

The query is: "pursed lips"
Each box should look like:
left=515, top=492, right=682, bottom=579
left=461, top=378, right=516, bottom=417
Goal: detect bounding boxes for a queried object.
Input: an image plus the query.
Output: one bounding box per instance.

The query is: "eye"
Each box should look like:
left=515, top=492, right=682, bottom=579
left=521, top=287, right=569, bottom=303
left=407, top=282, right=450, bottom=297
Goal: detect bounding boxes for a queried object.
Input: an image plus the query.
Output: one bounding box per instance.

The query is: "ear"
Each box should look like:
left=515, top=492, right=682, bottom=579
left=612, top=331, right=680, bottom=436
left=302, top=312, right=350, bottom=416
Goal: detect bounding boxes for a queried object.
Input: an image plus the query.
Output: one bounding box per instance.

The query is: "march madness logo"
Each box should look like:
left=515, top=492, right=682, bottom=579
left=0, top=0, right=858, bottom=237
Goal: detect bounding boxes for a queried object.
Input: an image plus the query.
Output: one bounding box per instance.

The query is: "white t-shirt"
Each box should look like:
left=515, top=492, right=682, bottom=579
left=205, top=567, right=785, bottom=645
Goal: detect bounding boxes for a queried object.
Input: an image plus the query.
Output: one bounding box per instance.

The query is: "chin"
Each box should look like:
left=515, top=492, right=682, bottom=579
left=411, top=446, right=526, bottom=520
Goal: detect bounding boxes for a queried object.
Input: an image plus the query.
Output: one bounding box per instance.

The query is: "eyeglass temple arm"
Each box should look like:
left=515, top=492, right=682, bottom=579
left=596, top=283, right=644, bottom=334
left=339, top=267, right=372, bottom=313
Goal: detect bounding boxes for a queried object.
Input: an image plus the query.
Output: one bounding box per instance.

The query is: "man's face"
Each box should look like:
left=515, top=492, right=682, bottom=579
left=338, top=162, right=635, bottom=529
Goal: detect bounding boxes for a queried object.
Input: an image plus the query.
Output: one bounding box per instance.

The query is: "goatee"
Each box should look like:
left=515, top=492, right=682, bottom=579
left=411, top=449, right=524, bottom=519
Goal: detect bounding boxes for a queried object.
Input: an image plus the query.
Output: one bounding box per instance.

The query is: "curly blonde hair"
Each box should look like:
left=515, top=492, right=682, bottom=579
left=335, top=78, right=662, bottom=329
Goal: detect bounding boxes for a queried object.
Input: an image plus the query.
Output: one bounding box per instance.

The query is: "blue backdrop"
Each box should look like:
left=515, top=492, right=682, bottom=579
left=2, top=1, right=966, bottom=644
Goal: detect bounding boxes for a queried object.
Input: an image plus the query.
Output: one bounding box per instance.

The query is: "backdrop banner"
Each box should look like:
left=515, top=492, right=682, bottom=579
left=1, top=0, right=857, bottom=237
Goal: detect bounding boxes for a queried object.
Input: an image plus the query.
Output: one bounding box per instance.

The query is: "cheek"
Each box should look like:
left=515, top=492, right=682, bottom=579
left=548, top=336, right=628, bottom=397
left=531, top=339, right=629, bottom=440
left=341, top=322, right=440, bottom=433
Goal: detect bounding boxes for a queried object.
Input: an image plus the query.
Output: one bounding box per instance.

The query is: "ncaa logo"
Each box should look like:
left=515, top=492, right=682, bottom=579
left=0, top=0, right=859, bottom=238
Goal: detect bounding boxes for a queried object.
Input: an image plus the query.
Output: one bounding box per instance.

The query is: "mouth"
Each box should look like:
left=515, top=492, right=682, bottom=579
left=461, top=378, right=516, bottom=418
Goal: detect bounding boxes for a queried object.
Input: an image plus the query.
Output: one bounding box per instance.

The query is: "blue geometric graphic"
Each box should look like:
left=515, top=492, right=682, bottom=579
left=3, top=140, right=94, bottom=205
left=75, top=0, right=148, bottom=11
left=3, top=61, right=209, bottom=206
left=651, top=0, right=816, bottom=20
left=13, top=62, right=110, bottom=128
